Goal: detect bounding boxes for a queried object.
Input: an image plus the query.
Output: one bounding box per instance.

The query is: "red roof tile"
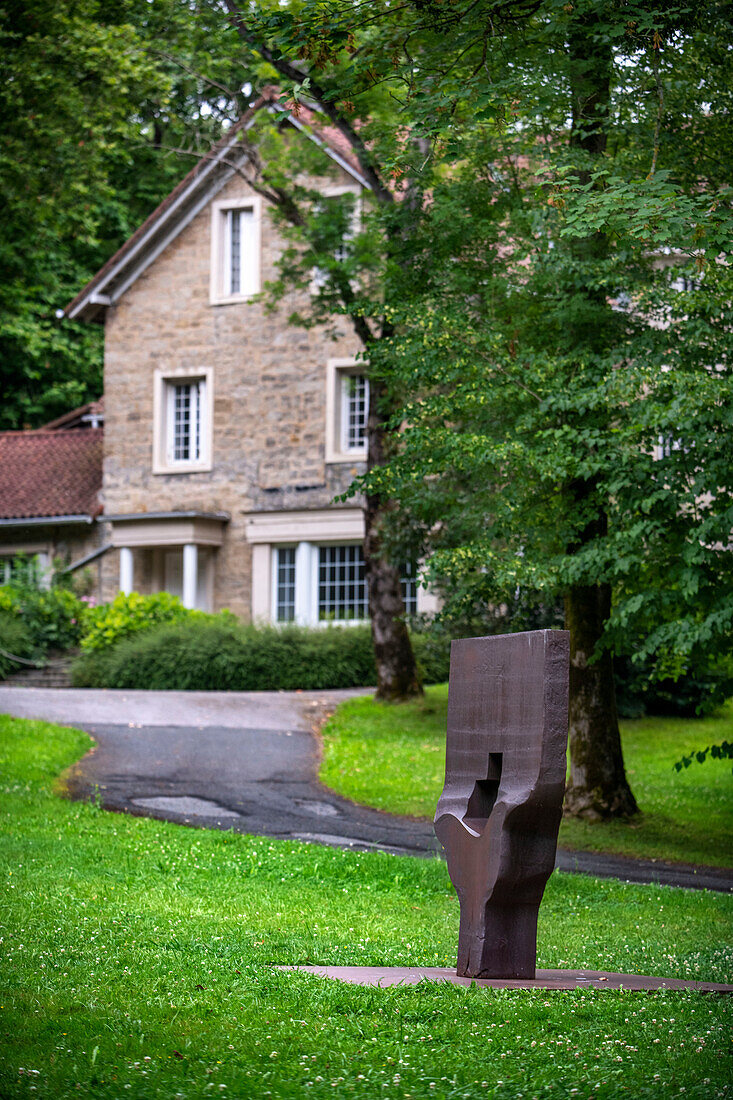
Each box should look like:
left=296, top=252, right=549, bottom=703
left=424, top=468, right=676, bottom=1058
left=0, top=429, right=103, bottom=520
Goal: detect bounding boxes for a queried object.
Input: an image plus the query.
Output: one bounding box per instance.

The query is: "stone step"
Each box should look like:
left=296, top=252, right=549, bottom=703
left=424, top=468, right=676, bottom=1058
left=3, top=658, right=75, bottom=689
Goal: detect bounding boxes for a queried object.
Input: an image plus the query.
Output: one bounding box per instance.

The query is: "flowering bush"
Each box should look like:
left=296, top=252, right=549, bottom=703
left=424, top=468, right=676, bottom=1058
left=79, top=591, right=234, bottom=653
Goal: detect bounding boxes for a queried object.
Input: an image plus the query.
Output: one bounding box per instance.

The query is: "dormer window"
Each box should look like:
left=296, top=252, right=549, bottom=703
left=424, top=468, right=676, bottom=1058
left=210, top=197, right=261, bottom=304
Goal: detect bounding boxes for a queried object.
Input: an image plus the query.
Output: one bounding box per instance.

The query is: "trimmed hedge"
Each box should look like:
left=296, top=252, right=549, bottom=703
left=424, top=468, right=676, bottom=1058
left=71, top=620, right=453, bottom=692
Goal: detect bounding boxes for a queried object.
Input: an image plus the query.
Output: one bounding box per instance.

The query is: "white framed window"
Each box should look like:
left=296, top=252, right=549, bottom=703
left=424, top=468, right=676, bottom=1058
left=340, top=372, right=368, bottom=453
left=210, top=196, right=261, bottom=304
left=0, top=552, right=49, bottom=587
left=400, top=561, right=418, bottom=616
left=310, top=186, right=361, bottom=292
left=269, top=540, right=416, bottom=625
left=326, top=358, right=369, bottom=463
left=654, top=432, right=685, bottom=461
left=274, top=546, right=297, bottom=622
left=318, top=544, right=368, bottom=622
left=153, top=367, right=213, bottom=474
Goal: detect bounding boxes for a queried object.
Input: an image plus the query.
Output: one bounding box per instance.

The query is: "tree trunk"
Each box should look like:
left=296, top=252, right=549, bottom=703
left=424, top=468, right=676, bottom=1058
left=564, top=581, right=638, bottom=819
left=560, top=15, right=638, bottom=819
left=364, top=375, right=422, bottom=701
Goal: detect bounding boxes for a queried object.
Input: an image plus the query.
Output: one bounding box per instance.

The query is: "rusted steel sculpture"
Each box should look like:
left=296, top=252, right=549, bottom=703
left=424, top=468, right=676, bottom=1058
left=434, top=629, right=569, bottom=979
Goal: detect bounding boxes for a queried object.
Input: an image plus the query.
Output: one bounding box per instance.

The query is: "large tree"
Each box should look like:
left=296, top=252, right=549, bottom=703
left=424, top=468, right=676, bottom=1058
left=221, top=2, right=426, bottom=700
left=0, top=0, right=258, bottom=430
left=225, top=0, right=733, bottom=816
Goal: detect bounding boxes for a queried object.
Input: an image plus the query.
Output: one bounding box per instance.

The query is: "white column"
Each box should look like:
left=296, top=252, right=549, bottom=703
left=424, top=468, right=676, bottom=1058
left=119, top=547, right=134, bottom=594
left=251, top=544, right=271, bottom=622
left=294, top=541, right=315, bottom=625
left=182, top=543, right=198, bottom=609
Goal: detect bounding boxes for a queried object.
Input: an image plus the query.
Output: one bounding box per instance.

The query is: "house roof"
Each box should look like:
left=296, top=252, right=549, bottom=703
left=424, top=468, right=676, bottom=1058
left=0, top=429, right=103, bottom=520
left=65, top=91, right=369, bottom=324
left=41, top=397, right=104, bottom=431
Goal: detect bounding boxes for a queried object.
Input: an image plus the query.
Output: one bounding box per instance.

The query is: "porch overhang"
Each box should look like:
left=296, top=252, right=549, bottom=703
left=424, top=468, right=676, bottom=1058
left=107, top=511, right=229, bottom=549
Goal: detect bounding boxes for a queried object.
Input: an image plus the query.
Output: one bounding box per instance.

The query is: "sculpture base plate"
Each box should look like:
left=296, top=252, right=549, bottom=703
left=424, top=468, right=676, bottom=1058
left=286, top=965, right=732, bottom=993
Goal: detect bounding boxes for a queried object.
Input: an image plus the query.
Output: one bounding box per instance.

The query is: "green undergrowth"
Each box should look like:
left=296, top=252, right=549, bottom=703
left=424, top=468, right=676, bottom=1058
left=320, top=688, right=733, bottom=869
left=1, top=714, right=732, bottom=1100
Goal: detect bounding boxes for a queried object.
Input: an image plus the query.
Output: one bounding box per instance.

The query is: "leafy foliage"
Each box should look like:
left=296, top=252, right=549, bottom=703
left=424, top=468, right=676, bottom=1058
left=0, top=581, right=85, bottom=653
left=78, top=590, right=227, bottom=653
left=0, top=0, right=260, bottom=429
left=674, top=741, right=733, bottom=774
left=0, top=610, right=35, bottom=680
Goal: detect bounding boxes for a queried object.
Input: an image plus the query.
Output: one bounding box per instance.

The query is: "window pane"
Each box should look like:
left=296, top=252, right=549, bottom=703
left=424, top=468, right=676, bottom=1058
left=171, top=381, right=202, bottom=462
left=400, top=562, right=417, bottom=616
left=341, top=373, right=368, bottom=451
left=229, top=210, right=241, bottom=295
left=276, top=548, right=296, bottom=622
left=318, top=545, right=368, bottom=621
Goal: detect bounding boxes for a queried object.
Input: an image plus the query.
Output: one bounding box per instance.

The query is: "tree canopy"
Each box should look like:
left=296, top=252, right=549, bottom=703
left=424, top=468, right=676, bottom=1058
left=224, top=0, right=733, bottom=814
left=0, top=0, right=258, bottom=429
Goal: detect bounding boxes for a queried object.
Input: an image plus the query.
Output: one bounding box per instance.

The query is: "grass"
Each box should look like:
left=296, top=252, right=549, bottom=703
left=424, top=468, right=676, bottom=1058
left=320, top=688, right=733, bottom=869
left=1, top=716, right=732, bottom=1100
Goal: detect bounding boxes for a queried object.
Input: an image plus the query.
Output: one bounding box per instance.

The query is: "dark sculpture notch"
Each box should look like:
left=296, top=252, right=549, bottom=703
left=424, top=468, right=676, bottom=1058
left=434, top=629, right=569, bottom=980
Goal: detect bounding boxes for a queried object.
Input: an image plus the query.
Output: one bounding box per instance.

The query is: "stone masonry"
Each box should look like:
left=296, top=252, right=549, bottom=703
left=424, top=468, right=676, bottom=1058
left=100, top=162, right=364, bottom=617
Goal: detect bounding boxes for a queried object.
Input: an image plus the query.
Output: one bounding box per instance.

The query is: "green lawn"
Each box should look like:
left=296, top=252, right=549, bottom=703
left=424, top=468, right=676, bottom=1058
left=320, top=688, right=733, bottom=869
left=0, top=715, right=731, bottom=1099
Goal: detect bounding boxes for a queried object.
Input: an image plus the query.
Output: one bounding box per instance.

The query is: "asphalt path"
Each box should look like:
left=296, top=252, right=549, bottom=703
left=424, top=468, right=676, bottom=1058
left=2, top=687, right=731, bottom=892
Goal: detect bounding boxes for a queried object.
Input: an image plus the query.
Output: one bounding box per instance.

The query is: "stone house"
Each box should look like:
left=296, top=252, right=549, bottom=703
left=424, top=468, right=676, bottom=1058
left=61, top=94, right=436, bottom=623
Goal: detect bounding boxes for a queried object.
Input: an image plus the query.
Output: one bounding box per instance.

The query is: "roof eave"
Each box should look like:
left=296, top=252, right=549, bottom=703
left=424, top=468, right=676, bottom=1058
left=0, top=514, right=96, bottom=528
left=65, top=96, right=371, bottom=324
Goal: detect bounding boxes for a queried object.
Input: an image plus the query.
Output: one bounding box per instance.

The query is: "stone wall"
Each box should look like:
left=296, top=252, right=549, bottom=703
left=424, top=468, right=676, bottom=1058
left=102, top=165, right=364, bottom=618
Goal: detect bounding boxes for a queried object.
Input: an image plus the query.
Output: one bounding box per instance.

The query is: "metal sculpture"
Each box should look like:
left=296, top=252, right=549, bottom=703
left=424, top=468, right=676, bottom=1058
left=434, top=629, right=569, bottom=979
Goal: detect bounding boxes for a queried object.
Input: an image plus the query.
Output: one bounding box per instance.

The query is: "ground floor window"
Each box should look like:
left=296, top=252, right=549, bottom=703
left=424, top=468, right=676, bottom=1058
left=275, top=547, right=296, bottom=622
left=318, top=544, right=368, bottom=622
left=0, top=553, right=49, bottom=587
left=273, top=543, right=416, bottom=625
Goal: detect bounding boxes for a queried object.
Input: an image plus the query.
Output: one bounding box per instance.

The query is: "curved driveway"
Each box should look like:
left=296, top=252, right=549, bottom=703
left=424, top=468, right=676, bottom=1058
left=1, top=687, right=731, bottom=891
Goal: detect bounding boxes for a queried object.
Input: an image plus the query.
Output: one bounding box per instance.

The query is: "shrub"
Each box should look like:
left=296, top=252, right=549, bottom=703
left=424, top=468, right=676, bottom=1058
left=79, top=591, right=224, bottom=653
left=614, top=654, right=733, bottom=719
left=0, top=583, right=85, bottom=652
left=411, top=629, right=451, bottom=685
left=0, top=610, right=35, bottom=679
left=72, top=620, right=378, bottom=691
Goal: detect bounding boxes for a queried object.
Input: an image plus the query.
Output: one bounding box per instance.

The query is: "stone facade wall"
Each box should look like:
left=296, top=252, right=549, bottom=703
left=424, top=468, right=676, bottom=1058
left=101, top=164, right=364, bottom=618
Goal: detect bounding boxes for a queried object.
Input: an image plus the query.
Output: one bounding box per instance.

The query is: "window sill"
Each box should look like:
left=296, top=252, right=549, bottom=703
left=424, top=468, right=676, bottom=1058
left=152, top=462, right=212, bottom=476
left=209, top=292, right=259, bottom=306
left=326, top=449, right=367, bottom=465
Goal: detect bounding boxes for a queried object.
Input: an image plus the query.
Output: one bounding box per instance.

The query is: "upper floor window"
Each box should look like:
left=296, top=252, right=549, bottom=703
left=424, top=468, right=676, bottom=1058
left=169, top=380, right=202, bottom=463
left=210, top=197, right=261, bottom=304
left=153, top=367, right=213, bottom=474
left=326, top=358, right=369, bottom=463
left=310, top=187, right=361, bottom=292
left=341, top=372, right=369, bottom=453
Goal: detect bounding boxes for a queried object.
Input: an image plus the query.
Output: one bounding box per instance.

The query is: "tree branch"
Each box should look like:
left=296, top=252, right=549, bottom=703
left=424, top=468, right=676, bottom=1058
left=223, top=0, right=395, bottom=206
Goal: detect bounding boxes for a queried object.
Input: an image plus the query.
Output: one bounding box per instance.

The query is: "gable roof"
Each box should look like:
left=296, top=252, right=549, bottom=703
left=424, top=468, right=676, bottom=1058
left=0, top=429, right=103, bottom=521
left=41, top=397, right=104, bottom=431
left=65, top=91, right=370, bottom=324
